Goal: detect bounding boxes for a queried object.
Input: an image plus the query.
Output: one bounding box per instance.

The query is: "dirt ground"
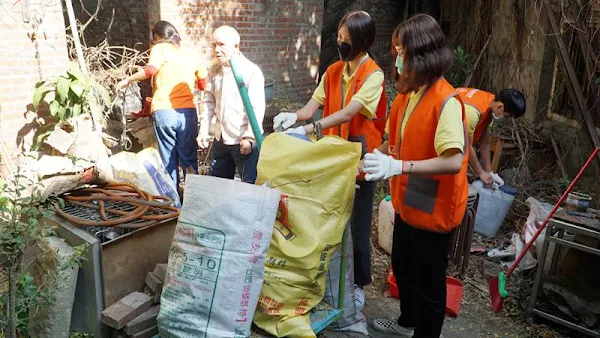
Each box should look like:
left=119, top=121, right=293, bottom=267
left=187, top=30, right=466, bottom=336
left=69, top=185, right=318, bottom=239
left=317, top=191, right=570, bottom=338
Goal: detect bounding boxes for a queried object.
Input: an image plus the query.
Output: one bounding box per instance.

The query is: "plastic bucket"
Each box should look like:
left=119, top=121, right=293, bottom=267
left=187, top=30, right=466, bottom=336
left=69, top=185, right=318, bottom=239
left=387, top=268, right=464, bottom=317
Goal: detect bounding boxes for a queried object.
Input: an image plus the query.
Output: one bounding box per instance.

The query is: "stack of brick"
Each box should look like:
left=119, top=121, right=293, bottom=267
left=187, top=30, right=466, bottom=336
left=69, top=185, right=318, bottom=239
left=102, top=263, right=167, bottom=338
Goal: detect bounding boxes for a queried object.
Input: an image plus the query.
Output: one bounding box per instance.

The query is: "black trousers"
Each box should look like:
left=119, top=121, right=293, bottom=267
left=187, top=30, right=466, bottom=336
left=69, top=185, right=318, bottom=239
left=393, top=214, right=452, bottom=338
left=350, top=179, right=376, bottom=286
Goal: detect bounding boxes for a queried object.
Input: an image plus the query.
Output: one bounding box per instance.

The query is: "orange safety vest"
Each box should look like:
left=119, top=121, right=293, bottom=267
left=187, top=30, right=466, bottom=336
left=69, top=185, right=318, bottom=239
left=387, top=78, right=469, bottom=233
left=456, top=88, right=495, bottom=144
left=322, top=58, right=387, bottom=158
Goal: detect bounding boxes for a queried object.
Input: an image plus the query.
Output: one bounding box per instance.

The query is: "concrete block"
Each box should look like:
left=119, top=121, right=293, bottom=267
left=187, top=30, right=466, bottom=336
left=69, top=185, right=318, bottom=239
left=144, top=272, right=163, bottom=294
left=124, top=306, right=160, bottom=335
left=152, top=263, right=168, bottom=282
left=28, top=236, right=79, bottom=338
left=101, top=291, right=153, bottom=329
left=131, top=325, right=159, bottom=338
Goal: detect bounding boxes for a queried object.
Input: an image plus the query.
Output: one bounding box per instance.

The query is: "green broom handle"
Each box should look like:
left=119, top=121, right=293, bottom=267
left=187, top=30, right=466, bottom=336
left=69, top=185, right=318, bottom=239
left=338, top=225, right=348, bottom=310
left=229, top=57, right=263, bottom=150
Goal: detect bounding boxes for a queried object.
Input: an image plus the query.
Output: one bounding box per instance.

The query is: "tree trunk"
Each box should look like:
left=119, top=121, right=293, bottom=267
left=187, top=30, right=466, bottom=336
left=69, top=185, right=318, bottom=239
left=8, top=264, right=17, bottom=338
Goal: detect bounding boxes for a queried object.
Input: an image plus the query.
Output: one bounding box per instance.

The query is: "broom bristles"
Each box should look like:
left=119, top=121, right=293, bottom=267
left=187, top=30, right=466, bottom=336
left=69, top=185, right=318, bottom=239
left=489, top=276, right=504, bottom=312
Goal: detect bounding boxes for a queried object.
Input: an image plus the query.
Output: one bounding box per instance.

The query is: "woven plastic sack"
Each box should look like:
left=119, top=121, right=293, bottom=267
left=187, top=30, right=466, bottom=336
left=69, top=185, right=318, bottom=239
left=157, top=175, right=281, bottom=337
left=253, top=133, right=361, bottom=338
left=323, top=225, right=369, bottom=335
left=109, top=147, right=181, bottom=208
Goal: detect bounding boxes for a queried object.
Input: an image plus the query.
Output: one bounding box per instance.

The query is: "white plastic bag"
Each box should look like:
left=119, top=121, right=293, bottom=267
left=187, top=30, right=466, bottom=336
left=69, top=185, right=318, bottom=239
left=109, top=148, right=181, bottom=208
left=522, top=197, right=558, bottom=257
left=500, top=233, right=537, bottom=271
left=157, top=175, right=281, bottom=338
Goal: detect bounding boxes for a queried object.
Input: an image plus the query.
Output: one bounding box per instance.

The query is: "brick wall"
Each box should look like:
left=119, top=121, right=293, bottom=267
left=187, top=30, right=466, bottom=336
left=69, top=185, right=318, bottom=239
left=0, top=0, right=69, bottom=153
left=154, top=0, right=324, bottom=101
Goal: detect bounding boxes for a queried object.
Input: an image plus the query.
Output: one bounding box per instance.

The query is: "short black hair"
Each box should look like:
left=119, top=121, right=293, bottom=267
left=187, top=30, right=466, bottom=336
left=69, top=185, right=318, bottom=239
left=338, top=11, right=376, bottom=58
left=152, top=21, right=181, bottom=46
left=495, top=89, right=526, bottom=117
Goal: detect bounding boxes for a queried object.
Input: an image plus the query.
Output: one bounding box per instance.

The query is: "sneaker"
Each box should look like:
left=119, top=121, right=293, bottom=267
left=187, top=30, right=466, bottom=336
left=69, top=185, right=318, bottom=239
left=354, top=285, right=365, bottom=310
left=372, top=318, right=414, bottom=336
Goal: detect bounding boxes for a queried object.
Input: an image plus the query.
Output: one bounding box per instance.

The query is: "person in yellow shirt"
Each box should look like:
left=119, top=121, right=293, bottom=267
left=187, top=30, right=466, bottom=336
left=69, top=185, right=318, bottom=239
left=362, top=14, right=469, bottom=338
left=273, top=10, right=387, bottom=310
left=118, top=21, right=207, bottom=193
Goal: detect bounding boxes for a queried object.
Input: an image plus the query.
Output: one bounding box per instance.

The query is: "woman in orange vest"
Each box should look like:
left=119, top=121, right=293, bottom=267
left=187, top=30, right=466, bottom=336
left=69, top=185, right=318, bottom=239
left=272, top=10, right=386, bottom=308
left=362, top=14, right=469, bottom=337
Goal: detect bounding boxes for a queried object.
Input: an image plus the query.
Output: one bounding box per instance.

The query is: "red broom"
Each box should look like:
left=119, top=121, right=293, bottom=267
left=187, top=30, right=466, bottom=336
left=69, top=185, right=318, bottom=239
left=489, top=147, right=599, bottom=312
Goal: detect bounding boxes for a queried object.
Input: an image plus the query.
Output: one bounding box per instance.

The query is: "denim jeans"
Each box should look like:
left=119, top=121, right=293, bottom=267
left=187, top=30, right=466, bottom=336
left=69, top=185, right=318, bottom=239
left=152, top=108, right=199, bottom=189
left=209, top=137, right=259, bottom=184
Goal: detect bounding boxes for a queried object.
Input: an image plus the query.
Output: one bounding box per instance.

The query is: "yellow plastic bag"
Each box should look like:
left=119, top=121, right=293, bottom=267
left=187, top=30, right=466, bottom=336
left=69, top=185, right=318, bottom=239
left=253, top=133, right=361, bottom=338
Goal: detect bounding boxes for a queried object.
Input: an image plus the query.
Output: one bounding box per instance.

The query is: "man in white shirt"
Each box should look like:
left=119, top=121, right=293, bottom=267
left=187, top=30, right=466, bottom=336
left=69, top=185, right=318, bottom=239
left=198, top=25, right=265, bottom=183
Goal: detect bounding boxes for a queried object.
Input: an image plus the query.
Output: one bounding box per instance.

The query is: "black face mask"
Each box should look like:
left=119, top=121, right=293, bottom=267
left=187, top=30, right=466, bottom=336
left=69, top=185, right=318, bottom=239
left=337, top=42, right=355, bottom=61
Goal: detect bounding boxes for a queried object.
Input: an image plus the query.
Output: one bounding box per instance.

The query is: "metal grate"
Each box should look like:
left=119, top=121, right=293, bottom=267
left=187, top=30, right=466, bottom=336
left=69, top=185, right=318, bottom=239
left=59, top=196, right=176, bottom=243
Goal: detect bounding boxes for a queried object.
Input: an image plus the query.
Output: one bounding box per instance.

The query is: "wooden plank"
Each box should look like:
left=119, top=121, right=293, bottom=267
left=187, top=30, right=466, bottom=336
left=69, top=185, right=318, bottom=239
left=570, top=1, right=600, bottom=120
left=542, top=0, right=600, bottom=163
left=550, top=135, right=569, bottom=180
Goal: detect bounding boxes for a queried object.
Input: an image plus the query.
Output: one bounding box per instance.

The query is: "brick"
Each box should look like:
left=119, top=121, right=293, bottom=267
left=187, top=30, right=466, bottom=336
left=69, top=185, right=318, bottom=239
left=145, top=272, right=163, bottom=294
left=131, top=325, right=159, bottom=338
left=124, top=306, right=160, bottom=335
left=152, top=263, right=168, bottom=282
left=101, top=292, right=153, bottom=329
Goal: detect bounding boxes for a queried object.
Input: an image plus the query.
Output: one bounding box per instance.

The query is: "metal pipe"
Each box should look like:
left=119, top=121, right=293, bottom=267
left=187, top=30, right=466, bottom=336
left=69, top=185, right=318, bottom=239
left=229, top=57, right=264, bottom=149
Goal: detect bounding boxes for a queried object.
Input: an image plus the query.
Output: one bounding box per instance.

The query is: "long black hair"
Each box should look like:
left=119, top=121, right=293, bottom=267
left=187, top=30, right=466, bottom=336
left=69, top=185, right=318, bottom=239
left=151, top=21, right=181, bottom=46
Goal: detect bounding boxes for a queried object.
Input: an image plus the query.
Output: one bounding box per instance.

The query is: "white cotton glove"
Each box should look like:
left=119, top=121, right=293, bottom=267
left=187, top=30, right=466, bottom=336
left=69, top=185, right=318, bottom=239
left=283, top=126, right=306, bottom=136
left=362, top=149, right=404, bottom=181
left=273, top=112, right=298, bottom=131
left=490, top=172, right=504, bottom=186
left=197, top=122, right=210, bottom=149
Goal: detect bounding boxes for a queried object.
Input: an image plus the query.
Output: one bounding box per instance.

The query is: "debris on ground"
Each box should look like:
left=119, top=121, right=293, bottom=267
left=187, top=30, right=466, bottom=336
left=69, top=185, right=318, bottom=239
left=102, top=262, right=166, bottom=337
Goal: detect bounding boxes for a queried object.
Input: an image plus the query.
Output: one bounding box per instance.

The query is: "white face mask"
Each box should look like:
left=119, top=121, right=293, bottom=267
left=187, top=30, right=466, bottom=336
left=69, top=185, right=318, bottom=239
left=492, top=112, right=503, bottom=120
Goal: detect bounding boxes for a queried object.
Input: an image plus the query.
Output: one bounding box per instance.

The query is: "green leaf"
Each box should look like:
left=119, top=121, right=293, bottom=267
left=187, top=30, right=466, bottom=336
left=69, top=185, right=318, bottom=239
left=32, top=129, right=53, bottom=150
left=596, top=77, right=600, bottom=85
left=72, top=104, right=82, bottom=117
left=56, top=76, right=71, bottom=104
left=69, top=66, right=90, bottom=91
left=57, top=106, right=67, bottom=120
left=32, top=81, right=53, bottom=110
left=70, top=80, right=84, bottom=98
left=49, top=100, right=61, bottom=116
